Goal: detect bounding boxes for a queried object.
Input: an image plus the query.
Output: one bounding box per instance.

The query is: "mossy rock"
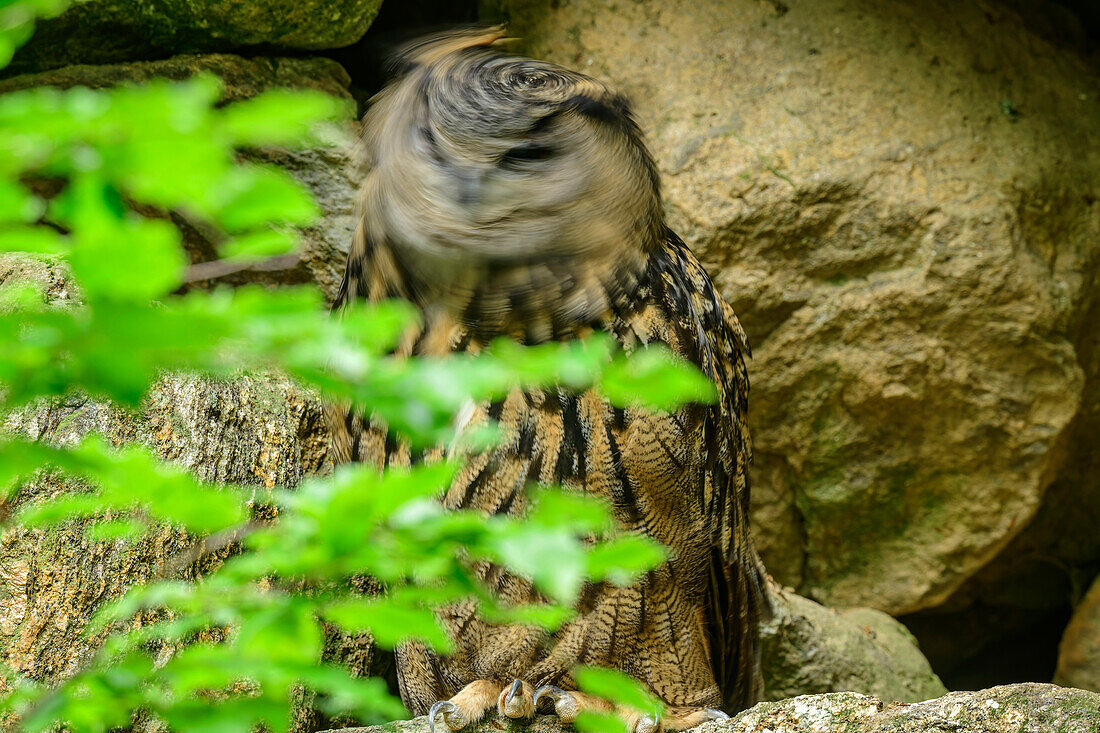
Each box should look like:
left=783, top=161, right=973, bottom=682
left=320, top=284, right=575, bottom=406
left=6, top=0, right=384, bottom=75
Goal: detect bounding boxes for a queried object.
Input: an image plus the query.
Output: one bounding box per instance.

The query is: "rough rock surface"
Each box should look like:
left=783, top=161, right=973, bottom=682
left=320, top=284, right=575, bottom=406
left=761, top=585, right=945, bottom=702
left=0, top=54, right=360, bottom=305
left=324, top=683, right=1100, bottom=733
left=5, top=0, right=383, bottom=75
left=0, top=254, right=332, bottom=681
left=0, top=372, right=328, bottom=683
left=484, top=0, right=1100, bottom=618
left=1056, top=575, right=1100, bottom=693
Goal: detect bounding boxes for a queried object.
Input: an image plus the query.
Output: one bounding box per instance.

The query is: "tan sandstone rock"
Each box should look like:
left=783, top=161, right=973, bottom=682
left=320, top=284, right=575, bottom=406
left=484, top=0, right=1100, bottom=616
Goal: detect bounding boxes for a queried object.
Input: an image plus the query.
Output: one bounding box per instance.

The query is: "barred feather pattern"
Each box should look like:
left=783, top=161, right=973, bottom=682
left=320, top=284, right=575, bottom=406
left=327, top=227, right=767, bottom=714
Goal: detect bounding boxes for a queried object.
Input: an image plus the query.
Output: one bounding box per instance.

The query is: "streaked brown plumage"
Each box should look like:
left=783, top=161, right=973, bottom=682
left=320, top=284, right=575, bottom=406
left=326, top=26, right=768, bottom=731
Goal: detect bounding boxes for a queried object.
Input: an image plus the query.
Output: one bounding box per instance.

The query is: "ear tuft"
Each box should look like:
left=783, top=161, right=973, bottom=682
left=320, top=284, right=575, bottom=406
left=389, top=25, right=508, bottom=76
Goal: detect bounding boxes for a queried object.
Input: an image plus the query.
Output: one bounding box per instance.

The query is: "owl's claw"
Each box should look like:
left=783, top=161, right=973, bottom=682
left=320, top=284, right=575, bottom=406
left=533, top=685, right=580, bottom=722
left=702, top=708, right=729, bottom=721
left=498, top=678, right=534, bottom=719
left=429, top=700, right=467, bottom=733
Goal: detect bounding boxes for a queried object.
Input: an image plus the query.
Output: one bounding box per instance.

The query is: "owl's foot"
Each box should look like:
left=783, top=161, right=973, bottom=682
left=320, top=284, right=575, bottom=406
left=533, top=685, right=728, bottom=733
left=497, top=678, right=536, bottom=720
left=532, top=685, right=611, bottom=723
left=428, top=680, right=503, bottom=733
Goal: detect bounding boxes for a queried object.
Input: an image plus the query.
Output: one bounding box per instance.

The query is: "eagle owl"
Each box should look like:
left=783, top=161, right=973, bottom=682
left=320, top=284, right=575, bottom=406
left=326, top=27, right=768, bottom=733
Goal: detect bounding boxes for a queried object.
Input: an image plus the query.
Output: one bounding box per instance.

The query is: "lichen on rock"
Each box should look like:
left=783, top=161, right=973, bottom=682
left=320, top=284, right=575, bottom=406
left=324, top=683, right=1100, bottom=733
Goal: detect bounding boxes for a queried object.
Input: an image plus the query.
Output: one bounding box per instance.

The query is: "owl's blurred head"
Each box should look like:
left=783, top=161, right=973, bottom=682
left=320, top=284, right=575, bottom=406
left=357, top=27, right=664, bottom=335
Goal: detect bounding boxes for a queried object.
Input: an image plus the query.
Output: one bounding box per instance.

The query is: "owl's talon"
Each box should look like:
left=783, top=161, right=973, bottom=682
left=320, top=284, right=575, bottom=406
left=499, top=678, right=533, bottom=719
left=429, top=700, right=468, bottom=733
left=702, top=708, right=728, bottom=721
left=635, top=714, right=659, bottom=733
left=533, top=685, right=579, bottom=722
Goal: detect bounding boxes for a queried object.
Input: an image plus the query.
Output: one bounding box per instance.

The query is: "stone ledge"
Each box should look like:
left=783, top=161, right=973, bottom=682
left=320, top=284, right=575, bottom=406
left=326, top=683, right=1100, bottom=733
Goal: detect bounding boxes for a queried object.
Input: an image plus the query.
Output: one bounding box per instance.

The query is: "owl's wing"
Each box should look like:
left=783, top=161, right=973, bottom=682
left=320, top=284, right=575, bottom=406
left=705, top=295, right=768, bottom=711
left=327, top=222, right=417, bottom=468
left=647, top=233, right=768, bottom=711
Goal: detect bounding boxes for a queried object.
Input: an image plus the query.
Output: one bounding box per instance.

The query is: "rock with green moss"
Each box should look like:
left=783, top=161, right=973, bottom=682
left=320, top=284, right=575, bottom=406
left=6, top=0, right=383, bottom=75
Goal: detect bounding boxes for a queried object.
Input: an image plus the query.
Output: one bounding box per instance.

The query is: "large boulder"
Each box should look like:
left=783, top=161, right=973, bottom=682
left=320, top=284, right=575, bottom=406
left=6, top=0, right=383, bottom=75
left=325, top=683, right=1100, bottom=733
left=0, top=54, right=360, bottom=305
left=483, top=0, right=1100, bottom=618
left=0, top=372, right=329, bottom=683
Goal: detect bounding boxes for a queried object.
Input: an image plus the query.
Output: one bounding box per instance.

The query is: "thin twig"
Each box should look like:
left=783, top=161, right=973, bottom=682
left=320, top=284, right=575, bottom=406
left=184, top=253, right=301, bottom=283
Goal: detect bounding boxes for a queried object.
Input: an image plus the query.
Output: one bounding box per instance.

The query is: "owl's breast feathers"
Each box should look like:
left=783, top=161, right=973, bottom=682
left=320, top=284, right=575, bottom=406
left=329, top=226, right=768, bottom=711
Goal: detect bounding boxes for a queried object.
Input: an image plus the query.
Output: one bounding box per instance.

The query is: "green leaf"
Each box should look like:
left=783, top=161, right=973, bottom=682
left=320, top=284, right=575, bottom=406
left=237, top=602, right=323, bottom=669
left=527, top=488, right=614, bottom=534
left=0, top=224, right=65, bottom=253
left=335, top=298, right=420, bottom=355
left=218, top=228, right=298, bottom=260
left=575, top=667, right=663, bottom=717
left=214, top=164, right=319, bottom=232
left=323, top=598, right=452, bottom=652
left=0, top=179, right=44, bottom=222
left=599, top=345, right=717, bottom=411
left=479, top=600, right=574, bottom=630
left=68, top=215, right=186, bottom=300
left=298, top=667, right=406, bottom=723
left=585, top=535, right=666, bottom=586
left=220, top=89, right=351, bottom=146
left=17, top=494, right=108, bottom=526
left=575, top=711, right=629, bottom=733
left=489, top=525, right=584, bottom=604
left=85, top=517, right=147, bottom=541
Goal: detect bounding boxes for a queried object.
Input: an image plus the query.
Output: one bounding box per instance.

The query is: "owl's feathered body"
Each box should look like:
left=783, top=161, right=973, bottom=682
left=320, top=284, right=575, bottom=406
left=327, top=27, right=768, bottom=727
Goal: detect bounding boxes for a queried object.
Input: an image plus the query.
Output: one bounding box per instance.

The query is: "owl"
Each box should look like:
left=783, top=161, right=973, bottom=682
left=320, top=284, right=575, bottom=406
left=326, top=26, right=768, bottom=733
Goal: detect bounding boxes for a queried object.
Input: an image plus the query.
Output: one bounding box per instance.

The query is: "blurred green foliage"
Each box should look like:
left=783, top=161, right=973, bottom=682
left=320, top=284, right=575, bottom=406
left=0, top=2, right=718, bottom=731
